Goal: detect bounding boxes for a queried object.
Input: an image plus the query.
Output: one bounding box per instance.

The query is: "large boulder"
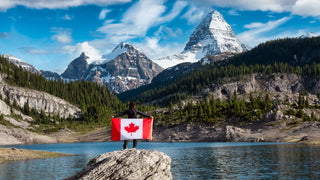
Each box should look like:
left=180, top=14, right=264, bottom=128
left=66, top=149, right=172, bottom=180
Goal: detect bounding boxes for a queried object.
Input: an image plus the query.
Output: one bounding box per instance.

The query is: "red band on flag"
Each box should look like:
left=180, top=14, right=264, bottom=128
left=111, top=118, right=121, bottom=141
left=143, top=119, right=153, bottom=140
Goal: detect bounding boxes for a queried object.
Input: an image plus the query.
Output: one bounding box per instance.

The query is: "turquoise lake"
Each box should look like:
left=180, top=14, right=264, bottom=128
left=1, top=142, right=320, bottom=179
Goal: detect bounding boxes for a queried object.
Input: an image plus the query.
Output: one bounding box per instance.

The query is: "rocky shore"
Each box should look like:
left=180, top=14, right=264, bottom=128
left=66, top=149, right=172, bottom=180
left=1, top=119, right=320, bottom=146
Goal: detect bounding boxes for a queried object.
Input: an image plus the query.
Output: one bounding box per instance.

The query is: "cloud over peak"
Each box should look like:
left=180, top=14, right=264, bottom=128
left=187, top=0, right=320, bottom=17
left=0, top=0, right=131, bottom=11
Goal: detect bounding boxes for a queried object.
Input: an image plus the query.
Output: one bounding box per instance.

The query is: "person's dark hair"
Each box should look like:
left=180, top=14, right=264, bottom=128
left=129, top=102, right=136, bottom=110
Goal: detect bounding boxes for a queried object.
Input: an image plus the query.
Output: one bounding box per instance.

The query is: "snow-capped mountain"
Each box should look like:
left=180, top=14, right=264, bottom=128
left=57, top=43, right=163, bottom=93
left=156, top=10, right=250, bottom=69
left=299, top=32, right=317, bottom=38
left=4, top=54, right=40, bottom=74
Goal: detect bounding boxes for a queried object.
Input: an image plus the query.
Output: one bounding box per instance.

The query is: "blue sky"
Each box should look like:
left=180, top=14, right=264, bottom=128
left=0, top=0, right=319, bottom=73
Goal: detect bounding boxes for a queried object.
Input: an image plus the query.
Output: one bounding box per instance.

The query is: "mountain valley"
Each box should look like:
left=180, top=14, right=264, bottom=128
left=1, top=9, right=320, bottom=145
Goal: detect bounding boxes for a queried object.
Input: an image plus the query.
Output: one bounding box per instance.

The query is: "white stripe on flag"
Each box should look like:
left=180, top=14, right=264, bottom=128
left=120, top=119, right=143, bottom=140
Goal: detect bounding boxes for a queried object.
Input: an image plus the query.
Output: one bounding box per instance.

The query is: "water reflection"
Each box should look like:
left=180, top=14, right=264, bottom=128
left=0, top=143, right=320, bottom=179
left=166, top=144, right=320, bottom=179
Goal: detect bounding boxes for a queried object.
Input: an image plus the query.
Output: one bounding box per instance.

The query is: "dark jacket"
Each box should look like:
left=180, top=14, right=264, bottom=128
left=114, top=109, right=151, bottom=119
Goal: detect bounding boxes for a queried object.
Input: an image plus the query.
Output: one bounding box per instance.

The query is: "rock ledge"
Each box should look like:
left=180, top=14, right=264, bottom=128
left=66, top=149, right=172, bottom=180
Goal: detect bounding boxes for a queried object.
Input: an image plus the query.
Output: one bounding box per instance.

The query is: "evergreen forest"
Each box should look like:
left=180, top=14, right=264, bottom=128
left=118, top=37, right=320, bottom=106
left=1, top=36, right=320, bottom=133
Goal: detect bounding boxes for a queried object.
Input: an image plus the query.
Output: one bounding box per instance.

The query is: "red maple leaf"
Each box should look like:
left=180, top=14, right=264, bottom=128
left=124, top=122, right=139, bottom=136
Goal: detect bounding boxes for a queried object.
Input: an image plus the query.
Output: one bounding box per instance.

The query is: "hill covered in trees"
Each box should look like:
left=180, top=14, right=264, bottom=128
left=0, top=54, right=126, bottom=131
left=118, top=37, right=320, bottom=106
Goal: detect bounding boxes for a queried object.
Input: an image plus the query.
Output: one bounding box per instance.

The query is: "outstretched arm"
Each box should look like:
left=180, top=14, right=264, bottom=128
left=136, top=110, right=152, bottom=118
left=113, top=110, right=128, bottom=118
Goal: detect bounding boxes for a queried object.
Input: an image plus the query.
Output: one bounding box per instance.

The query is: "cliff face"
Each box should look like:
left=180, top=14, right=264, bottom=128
left=0, top=75, right=81, bottom=119
left=202, top=73, right=320, bottom=103
left=67, top=149, right=172, bottom=180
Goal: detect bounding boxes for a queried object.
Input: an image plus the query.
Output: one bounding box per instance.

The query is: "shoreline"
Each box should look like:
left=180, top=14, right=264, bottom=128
left=2, top=119, right=320, bottom=147
left=0, top=147, right=75, bottom=163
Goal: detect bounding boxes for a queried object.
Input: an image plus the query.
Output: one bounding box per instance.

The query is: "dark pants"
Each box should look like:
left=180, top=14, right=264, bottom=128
left=123, top=139, right=137, bottom=149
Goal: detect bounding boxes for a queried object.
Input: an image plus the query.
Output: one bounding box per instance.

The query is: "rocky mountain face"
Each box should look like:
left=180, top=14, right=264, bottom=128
left=0, top=74, right=81, bottom=119
left=3, top=54, right=40, bottom=74
left=67, top=149, right=172, bottom=180
left=40, top=70, right=61, bottom=80
left=0, top=73, right=81, bottom=145
left=61, top=52, right=89, bottom=80
left=156, top=10, right=249, bottom=69
left=56, top=43, right=163, bottom=93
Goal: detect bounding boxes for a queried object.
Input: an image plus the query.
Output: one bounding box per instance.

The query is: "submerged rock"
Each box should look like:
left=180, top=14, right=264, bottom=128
left=66, top=149, right=172, bottom=180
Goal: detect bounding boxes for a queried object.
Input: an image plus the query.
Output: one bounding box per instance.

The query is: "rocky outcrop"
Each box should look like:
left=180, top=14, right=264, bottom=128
left=153, top=123, right=261, bottom=142
left=201, top=73, right=320, bottom=104
left=0, top=124, right=57, bottom=145
left=0, top=75, right=81, bottom=119
left=0, top=99, right=11, bottom=115
left=67, top=149, right=172, bottom=180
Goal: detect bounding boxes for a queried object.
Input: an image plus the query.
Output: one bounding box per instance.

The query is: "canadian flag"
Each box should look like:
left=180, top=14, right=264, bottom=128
left=111, top=118, right=153, bottom=141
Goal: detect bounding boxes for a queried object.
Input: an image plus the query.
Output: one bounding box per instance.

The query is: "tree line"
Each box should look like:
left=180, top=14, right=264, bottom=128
left=0, top=55, right=127, bottom=130
left=119, top=37, right=320, bottom=106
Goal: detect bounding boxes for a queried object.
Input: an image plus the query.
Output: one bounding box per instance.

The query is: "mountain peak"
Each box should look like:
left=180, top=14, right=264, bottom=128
left=80, top=52, right=88, bottom=58
left=156, top=10, right=250, bottom=69
left=4, top=54, right=40, bottom=74
left=61, top=52, right=89, bottom=79
left=183, top=9, right=246, bottom=54
left=102, top=42, right=143, bottom=62
left=300, top=32, right=317, bottom=38
left=200, top=10, right=232, bottom=32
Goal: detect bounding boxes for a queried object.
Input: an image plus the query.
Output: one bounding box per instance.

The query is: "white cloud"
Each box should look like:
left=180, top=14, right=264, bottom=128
left=227, top=9, right=240, bottom=16
left=238, top=17, right=291, bottom=47
left=243, top=22, right=265, bottom=29
left=99, top=9, right=111, bottom=20
left=0, top=0, right=14, bottom=11
left=292, top=0, right=320, bottom=16
left=52, top=32, right=73, bottom=44
left=187, top=0, right=296, bottom=12
left=0, top=0, right=131, bottom=11
left=154, top=0, right=188, bottom=25
left=51, top=28, right=73, bottom=44
left=187, top=0, right=320, bottom=17
left=98, top=0, right=187, bottom=43
left=154, top=26, right=182, bottom=39
left=181, top=5, right=205, bottom=24
left=20, top=47, right=49, bottom=55
left=62, top=14, right=72, bottom=20
left=62, top=42, right=102, bottom=64
left=135, top=37, right=184, bottom=60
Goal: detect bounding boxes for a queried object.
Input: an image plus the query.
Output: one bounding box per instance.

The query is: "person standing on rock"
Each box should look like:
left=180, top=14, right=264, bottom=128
left=112, top=102, right=153, bottom=149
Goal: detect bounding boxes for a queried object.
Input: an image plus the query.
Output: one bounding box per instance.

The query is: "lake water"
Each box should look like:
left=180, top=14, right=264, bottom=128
left=1, top=142, right=320, bottom=180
